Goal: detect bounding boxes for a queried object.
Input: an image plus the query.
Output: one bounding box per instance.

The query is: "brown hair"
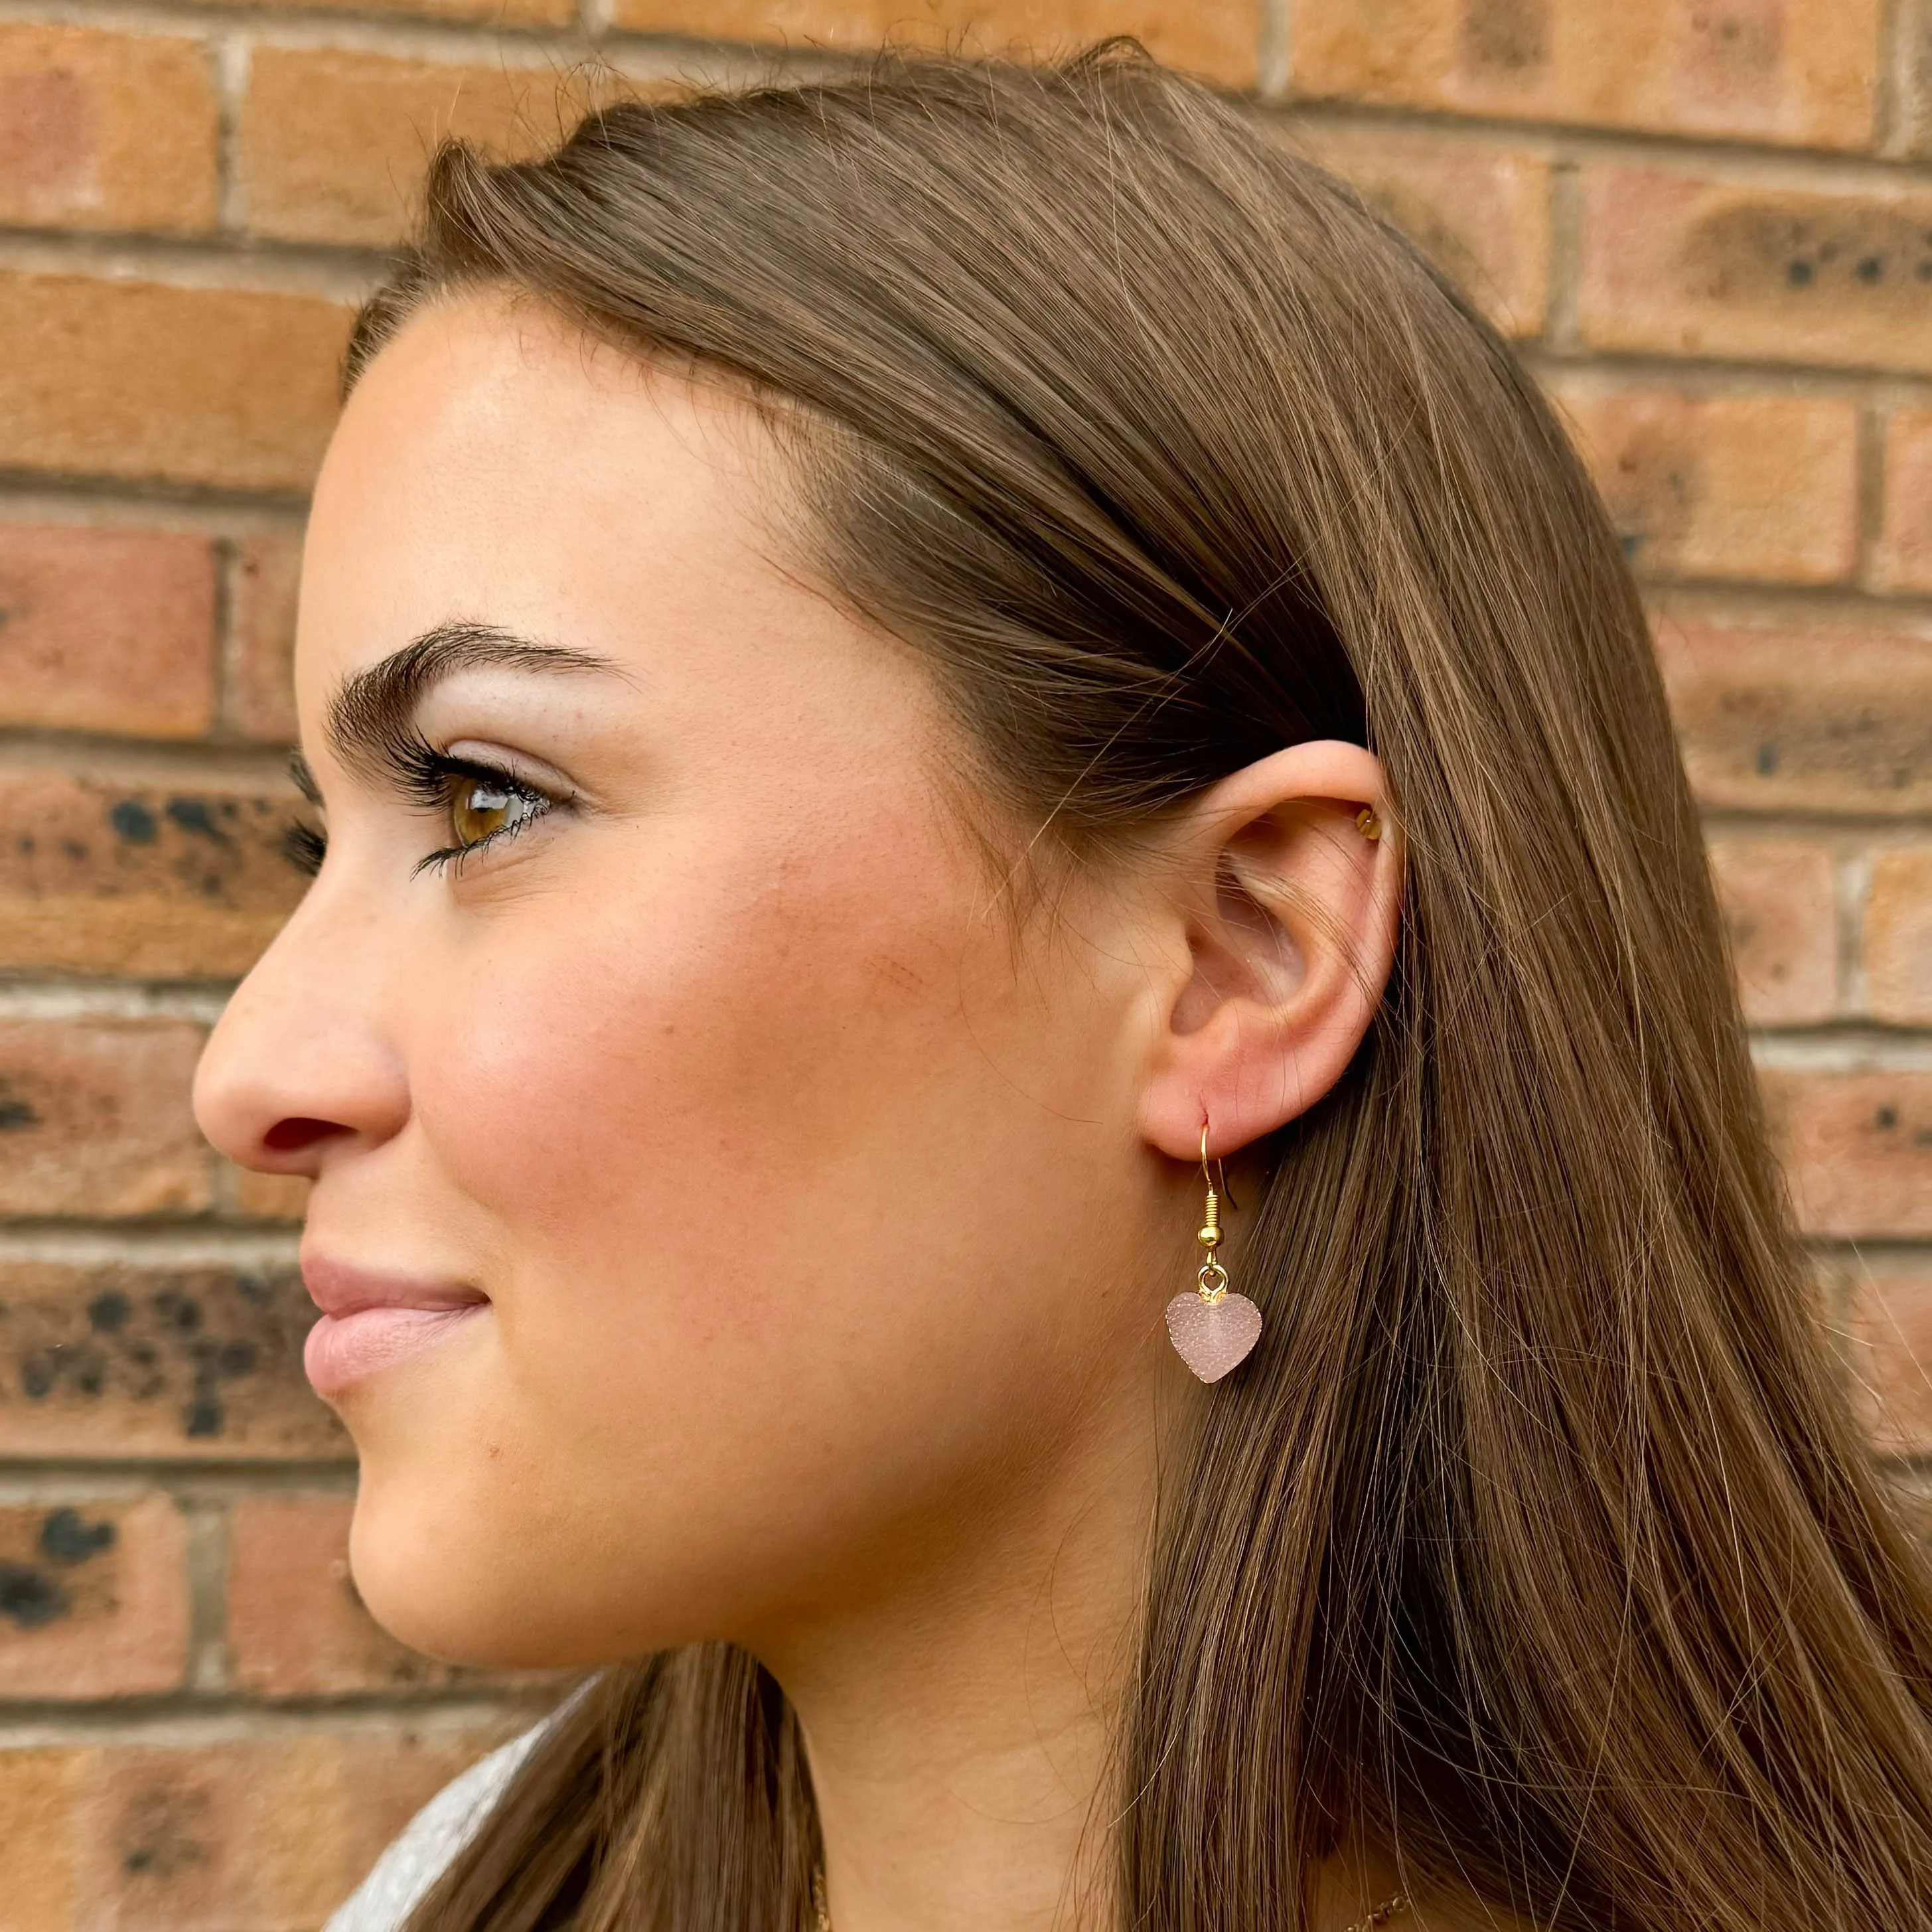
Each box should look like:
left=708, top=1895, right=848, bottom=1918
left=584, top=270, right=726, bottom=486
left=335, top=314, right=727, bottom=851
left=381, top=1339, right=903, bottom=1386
left=350, top=45, right=1932, bottom=1931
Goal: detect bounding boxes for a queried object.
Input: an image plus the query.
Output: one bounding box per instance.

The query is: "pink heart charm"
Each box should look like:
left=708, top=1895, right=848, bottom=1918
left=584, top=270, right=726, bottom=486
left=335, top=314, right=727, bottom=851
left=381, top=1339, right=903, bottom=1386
left=1165, top=1292, right=1262, bottom=1383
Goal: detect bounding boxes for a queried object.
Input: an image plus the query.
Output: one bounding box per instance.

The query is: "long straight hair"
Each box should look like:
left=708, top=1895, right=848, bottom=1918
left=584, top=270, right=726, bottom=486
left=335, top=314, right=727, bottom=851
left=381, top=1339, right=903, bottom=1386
left=350, top=46, right=1932, bottom=1931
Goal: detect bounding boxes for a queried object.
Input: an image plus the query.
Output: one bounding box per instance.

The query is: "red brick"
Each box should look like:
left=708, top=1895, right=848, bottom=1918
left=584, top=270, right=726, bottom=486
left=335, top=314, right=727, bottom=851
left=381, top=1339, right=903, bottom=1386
left=1580, top=167, right=1932, bottom=373
left=1289, top=123, right=1549, bottom=337
left=1865, top=848, right=1932, bottom=1025
left=242, top=49, right=640, bottom=249
left=606, top=0, right=1258, bottom=84
left=1292, top=0, right=1880, bottom=149
left=1848, top=1270, right=1932, bottom=1455
left=0, top=1261, right=344, bottom=1461
left=1876, top=406, right=1932, bottom=593
left=68, top=1719, right=530, bottom=1932
left=0, top=25, right=218, bottom=235
left=0, top=1494, right=187, bottom=1698
left=1708, top=838, right=1837, bottom=1025
left=0, top=1019, right=209, bottom=1219
left=1759, top=1069, right=1932, bottom=1238
left=0, top=273, right=350, bottom=493
left=0, top=525, right=216, bottom=738
left=0, top=1747, right=78, bottom=1932
left=228, top=1165, right=312, bottom=1225
left=0, top=771, right=305, bottom=978
left=230, top=1496, right=471, bottom=1695
left=1655, top=617, right=1932, bottom=816
left=1552, top=384, right=1858, bottom=584
left=228, top=532, right=303, bottom=744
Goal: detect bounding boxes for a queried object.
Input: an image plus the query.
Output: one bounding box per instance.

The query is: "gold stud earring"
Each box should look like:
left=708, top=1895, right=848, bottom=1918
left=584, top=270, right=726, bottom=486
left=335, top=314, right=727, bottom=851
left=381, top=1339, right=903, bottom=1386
left=1355, top=804, right=1382, bottom=840
left=1163, top=1122, right=1264, bottom=1383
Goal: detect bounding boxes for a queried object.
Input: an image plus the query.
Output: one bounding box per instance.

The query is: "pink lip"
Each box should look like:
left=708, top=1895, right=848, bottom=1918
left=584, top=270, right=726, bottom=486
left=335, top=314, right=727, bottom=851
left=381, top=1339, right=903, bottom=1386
left=301, top=1256, right=489, bottom=1398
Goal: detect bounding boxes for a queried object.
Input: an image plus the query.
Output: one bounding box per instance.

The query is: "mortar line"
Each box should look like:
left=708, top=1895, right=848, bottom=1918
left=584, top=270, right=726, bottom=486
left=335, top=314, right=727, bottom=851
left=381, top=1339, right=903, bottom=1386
left=214, top=29, right=251, bottom=234
left=1836, top=846, right=1877, bottom=1021
left=1857, top=398, right=1891, bottom=593
left=1258, top=0, right=1290, bottom=98
left=1542, top=161, right=1582, bottom=354
left=183, top=1496, right=234, bottom=1692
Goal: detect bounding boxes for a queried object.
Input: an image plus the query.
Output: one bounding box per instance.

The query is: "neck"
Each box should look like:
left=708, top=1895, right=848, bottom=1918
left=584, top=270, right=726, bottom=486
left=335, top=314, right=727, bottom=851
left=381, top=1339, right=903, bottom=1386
left=759, top=1383, right=1164, bottom=1932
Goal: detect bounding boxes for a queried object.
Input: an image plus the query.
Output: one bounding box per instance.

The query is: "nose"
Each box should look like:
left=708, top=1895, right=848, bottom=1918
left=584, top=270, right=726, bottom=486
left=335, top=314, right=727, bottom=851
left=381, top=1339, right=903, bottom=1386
left=194, top=892, right=411, bottom=1179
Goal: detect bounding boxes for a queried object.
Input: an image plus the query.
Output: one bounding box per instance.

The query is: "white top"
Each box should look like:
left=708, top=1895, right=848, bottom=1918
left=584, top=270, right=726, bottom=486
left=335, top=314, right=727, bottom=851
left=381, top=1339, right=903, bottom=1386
left=325, top=1719, right=553, bottom=1932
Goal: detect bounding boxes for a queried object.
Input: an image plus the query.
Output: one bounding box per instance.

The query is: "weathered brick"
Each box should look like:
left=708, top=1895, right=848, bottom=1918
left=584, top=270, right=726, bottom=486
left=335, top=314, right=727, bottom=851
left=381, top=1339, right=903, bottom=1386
left=0, top=1747, right=78, bottom=1932
left=1552, top=384, right=1858, bottom=584
left=1865, top=847, right=1932, bottom=1025
left=68, top=1719, right=530, bottom=1932
left=228, top=1165, right=313, bottom=1225
left=606, top=0, right=1259, bottom=85
left=1848, top=1270, right=1932, bottom=1455
left=0, top=771, right=305, bottom=978
left=1655, top=617, right=1932, bottom=816
left=0, top=25, right=218, bottom=235
left=229, top=1496, right=468, bottom=1695
left=1708, top=838, right=1837, bottom=1025
left=0, top=525, right=216, bottom=739
left=0, top=1494, right=187, bottom=1698
left=1292, top=0, right=1880, bottom=149
left=0, top=1019, right=209, bottom=1219
left=0, top=273, right=350, bottom=492
left=228, top=531, right=303, bottom=744
left=1288, top=123, right=1549, bottom=336
left=242, top=49, right=637, bottom=249
left=1876, top=406, right=1932, bottom=593
left=1759, top=1069, right=1932, bottom=1238
left=1580, top=168, right=1932, bottom=373
left=0, top=1261, right=342, bottom=1460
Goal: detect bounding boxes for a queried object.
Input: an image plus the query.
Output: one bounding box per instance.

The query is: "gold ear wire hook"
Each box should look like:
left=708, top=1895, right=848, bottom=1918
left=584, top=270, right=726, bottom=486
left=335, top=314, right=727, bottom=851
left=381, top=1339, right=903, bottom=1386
left=1199, top=1121, right=1236, bottom=1215
left=1169, top=1117, right=1264, bottom=1378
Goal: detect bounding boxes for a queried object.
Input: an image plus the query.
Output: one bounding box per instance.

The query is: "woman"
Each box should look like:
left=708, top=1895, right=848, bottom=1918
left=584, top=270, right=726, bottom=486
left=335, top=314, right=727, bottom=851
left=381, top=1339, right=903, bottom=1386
left=192, top=44, right=1932, bottom=1932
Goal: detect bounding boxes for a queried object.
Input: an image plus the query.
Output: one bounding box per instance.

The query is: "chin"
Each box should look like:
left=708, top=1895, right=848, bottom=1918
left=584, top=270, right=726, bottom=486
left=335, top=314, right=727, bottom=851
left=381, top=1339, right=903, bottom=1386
left=344, top=1476, right=571, bottom=1670
left=344, top=1471, right=713, bottom=1672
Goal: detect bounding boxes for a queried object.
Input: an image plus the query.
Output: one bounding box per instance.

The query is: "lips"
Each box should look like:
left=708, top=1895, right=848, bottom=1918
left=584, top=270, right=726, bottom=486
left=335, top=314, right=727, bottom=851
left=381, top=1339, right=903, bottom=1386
left=301, top=1256, right=489, bottom=1398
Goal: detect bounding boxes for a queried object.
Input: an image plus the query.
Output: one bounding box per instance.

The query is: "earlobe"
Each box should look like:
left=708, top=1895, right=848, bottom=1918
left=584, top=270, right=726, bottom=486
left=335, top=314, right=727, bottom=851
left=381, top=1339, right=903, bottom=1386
left=1136, top=741, right=1400, bottom=1164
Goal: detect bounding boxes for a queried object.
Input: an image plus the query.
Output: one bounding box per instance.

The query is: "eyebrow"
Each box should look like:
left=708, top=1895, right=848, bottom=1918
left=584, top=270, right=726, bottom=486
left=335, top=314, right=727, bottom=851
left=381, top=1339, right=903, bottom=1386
left=319, top=623, right=623, bottom=784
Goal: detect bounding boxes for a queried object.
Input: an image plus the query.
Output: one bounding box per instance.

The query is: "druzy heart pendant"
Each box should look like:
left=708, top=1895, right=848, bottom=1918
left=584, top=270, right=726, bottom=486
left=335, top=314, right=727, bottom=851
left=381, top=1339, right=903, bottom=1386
left=1168, top=1124, right=1260, bottom=1382
left=1166, top=1288, right=1262, bottom=1382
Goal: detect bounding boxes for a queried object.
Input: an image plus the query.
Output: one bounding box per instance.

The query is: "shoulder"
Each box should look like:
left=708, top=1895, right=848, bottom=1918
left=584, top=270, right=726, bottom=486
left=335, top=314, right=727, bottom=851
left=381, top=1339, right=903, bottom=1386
left=325, top=1706, right=567, bottom=1932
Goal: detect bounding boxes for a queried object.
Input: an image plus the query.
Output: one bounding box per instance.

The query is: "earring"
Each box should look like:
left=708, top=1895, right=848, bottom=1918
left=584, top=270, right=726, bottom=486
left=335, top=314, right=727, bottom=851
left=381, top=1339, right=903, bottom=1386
left=1164, top=1123, right=1264, bottom=1383
left=1355, top=804, right=1382, bottom=840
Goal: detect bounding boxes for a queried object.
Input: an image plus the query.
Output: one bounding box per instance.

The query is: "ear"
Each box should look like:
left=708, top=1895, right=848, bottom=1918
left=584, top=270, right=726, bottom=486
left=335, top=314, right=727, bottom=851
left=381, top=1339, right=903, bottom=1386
left=1135, top=740, right=1400, bottom=1163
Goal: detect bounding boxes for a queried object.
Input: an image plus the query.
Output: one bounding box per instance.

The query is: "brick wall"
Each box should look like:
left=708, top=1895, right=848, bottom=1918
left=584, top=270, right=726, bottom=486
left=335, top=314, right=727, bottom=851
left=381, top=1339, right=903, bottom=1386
left=1, top=1, right=1929, bottom=1924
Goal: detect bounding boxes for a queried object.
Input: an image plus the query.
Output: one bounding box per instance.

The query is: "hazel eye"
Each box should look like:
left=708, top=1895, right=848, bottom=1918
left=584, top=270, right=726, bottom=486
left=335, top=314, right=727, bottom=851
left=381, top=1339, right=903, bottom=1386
left=449, top=773, right=546, bottom=850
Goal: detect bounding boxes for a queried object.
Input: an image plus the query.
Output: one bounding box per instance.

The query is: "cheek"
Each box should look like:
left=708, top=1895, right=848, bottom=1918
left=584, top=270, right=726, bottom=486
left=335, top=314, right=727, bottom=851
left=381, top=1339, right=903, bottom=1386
left=408, top=824, right=980, bottom=1248
left=398, top=814, right=1064, bottom=1475
left=360, top=818, right=1155, bottom=1657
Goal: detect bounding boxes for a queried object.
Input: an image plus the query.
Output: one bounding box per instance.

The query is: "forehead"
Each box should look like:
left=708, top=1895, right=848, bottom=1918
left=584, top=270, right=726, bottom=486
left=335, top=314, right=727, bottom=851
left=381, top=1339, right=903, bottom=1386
left=296, top=297, right=790, bottom=705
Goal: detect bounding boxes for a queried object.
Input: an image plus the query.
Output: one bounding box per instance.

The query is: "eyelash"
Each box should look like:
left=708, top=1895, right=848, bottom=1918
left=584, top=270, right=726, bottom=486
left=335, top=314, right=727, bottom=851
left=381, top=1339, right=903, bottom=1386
left=281, top=743, right=561, bottom=880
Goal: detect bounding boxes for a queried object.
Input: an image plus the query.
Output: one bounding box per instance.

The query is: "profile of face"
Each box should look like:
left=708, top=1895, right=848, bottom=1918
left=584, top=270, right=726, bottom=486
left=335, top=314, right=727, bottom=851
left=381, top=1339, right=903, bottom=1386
left=193, top=297, right=1398, bottom=1674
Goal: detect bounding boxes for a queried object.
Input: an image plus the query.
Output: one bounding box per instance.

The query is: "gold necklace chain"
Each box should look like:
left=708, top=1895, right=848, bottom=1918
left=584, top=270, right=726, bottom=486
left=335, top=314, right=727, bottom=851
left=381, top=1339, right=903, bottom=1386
left=1348, top=1894, right=1410, bottom=1932
left=809, top=1868, right=1408, bottom=1931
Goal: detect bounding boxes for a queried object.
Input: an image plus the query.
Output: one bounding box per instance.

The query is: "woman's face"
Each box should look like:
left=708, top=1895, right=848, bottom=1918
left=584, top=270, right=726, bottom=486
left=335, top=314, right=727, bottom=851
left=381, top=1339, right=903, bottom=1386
left=193, top=298, right=1185, bottom=1667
